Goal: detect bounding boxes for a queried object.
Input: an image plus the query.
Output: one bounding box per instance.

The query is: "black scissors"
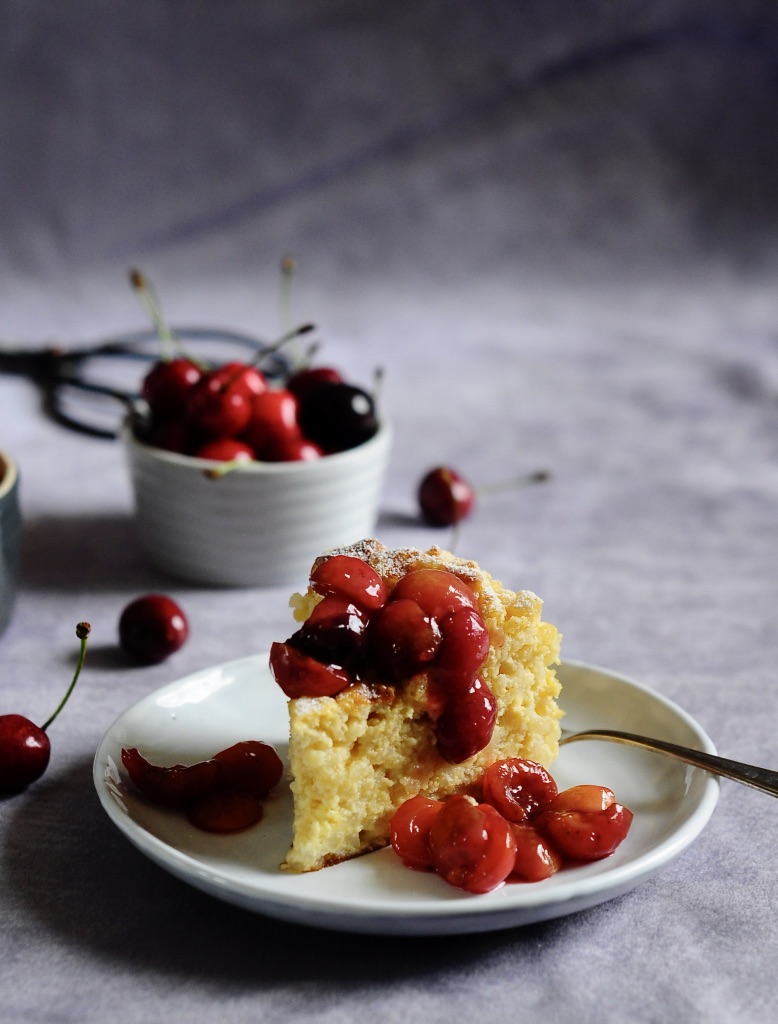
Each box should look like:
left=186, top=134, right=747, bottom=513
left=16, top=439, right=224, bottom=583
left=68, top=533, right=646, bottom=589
left=0, top=327, right=291, bottom=439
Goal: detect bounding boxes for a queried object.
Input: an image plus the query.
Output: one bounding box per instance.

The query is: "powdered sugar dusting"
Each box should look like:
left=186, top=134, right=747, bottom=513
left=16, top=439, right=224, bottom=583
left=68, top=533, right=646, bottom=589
left=315, top=538, right=539, bottom=612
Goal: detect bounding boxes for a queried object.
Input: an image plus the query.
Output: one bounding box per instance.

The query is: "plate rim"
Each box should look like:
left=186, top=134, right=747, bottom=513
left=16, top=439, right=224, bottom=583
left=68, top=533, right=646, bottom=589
left=93, top=655, right=721, bottom=933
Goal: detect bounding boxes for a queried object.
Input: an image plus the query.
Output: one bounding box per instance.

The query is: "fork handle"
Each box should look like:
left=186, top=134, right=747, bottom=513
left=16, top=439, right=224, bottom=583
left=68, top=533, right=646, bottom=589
left=560, top=729, right=778, bottom=797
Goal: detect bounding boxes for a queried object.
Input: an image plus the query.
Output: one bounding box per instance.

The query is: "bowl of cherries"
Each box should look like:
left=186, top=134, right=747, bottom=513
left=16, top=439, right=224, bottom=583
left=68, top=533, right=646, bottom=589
left=121, top=292, right=391, bottom=587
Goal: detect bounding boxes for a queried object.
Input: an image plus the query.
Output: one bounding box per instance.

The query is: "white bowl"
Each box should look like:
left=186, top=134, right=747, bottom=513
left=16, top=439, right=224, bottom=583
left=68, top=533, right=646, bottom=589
left=121, top=420, right=392, bottom=587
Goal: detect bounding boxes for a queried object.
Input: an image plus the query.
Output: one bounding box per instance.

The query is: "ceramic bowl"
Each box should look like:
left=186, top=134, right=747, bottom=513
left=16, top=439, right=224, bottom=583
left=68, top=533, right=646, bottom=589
left=0, top=449, right=22, bottom=637
left=121, top=420, right=392, bottom=587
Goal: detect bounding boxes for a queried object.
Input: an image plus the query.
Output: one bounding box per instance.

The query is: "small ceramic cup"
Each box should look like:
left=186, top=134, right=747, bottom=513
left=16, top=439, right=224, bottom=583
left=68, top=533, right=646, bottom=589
left=0, top=449, right=22, bottom=637
left=121, top=419, right=392, bottom=587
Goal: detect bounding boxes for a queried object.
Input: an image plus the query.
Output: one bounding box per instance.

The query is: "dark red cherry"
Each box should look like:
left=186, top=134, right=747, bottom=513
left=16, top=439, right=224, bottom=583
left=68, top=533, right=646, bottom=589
left=365, top=599, right=442, bottom=681
left=142, top=358, right=203, bottom=420
left=195, top=438, right=255, bottom=463
left=121, top=747, right=222, bottom=808
left=144, top=418, right=193, bottom=454
left=118, top=595, right=189, bottom=665
left=0, top=623, right=91, bottom=794
left=187, top=790, right=264, bottom=832
left=269, top=641, right=351, bottom=698
left=418, top=466, right=475, bottom=526
left=434, top=606, right=490, bottom=680
left=433, top=676, right=497, bottom=764
left=286, top=366, right=342, bottom=402
left=297, top=381, right=379, bottom=453
left=185, top=366, right=253, bottom=440
left=213, top=741, right=284, bottom=798
left=0, top=715, right=51, bottom=794
left=261, top=435, right=323, bottom=462
left=293, top=595, right=369, bottom=670
left=482, top=758, right=559, bottom=823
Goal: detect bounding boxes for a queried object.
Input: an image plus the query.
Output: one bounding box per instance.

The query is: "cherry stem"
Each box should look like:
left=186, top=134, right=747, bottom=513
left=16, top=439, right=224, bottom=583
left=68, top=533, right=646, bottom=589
left=294, top=339, right=321, bottom=373
left=262, top=321, right=315, bottom=359
left=202, top=459, right=246, bottom=480
left=129, top=269, right=177, bottom=361
left=215, top=322, right=316, bottom=397
left=279, top=255, right=297, bottom=337
left=41, top=622, right=91, bottom=732
left=372, top=365, right=385, bottom=408
left=477, top=469, right=551, bottom=495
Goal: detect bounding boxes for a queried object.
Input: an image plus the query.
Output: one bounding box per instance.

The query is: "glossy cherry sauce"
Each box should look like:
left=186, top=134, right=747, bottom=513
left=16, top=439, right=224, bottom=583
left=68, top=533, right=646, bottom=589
left=269, top=556, right=497, bottom=764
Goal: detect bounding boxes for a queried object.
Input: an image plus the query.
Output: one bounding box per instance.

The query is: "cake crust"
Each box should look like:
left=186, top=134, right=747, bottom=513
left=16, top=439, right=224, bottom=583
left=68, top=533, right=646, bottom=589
left=279, top=540, right=562, bottom=872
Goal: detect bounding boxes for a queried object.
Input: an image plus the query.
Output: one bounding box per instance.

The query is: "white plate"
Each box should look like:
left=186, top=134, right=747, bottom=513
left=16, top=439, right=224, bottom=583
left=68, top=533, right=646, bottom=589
left=93, top=657, right=720, bottom=935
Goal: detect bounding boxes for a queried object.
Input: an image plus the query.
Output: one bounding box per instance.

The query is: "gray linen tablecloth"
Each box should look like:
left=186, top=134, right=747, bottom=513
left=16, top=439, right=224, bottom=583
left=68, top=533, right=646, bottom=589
left=1, top=2, right=776, bottom=1022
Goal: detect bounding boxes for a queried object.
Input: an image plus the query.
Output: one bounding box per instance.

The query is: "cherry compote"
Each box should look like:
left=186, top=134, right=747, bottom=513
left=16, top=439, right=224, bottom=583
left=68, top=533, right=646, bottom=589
left=269, top=558, right=496, bottom=764
left=290, top=595, right=369, bottom=672
left=482, top=757, right=558, bottom=823
left=390, top=795, right=443, bottom=870
left=535, top=784, right=633, bottom=862
left=121, top=739, right=283, bottom=834
left=390, top=757, right=633, bottom=893
left=428, top=795, right=517, bottom=894
left=509, top=823, right=563, bottom=882
left=364, top=599, right=442, bottom=681
left=310, top=555, right=387, bottom=610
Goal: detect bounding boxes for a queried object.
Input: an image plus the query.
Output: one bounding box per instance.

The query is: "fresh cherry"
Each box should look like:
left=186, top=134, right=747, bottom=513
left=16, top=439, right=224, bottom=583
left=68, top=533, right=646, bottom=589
left=261, top=435, right=323, bottom=462
left=418, top=467, right=475, bottom=527
left=142, top=357, right=203, bottom=420
left=144, top=418, right=193, bottom=454
left=297, top=381, right=379, bottom=453
left=417, top=467, right=552, bottom=529
left=185, top=365, right=254, bottom=441
left=118, top=594, right=189, bottom=665
left=195, top=438, right=255, bottom=463
left=0, top=622, right=91, bottom=794
left=241, top=389, right=302, bottom=459
left=286, top=365, right=342, bottom=402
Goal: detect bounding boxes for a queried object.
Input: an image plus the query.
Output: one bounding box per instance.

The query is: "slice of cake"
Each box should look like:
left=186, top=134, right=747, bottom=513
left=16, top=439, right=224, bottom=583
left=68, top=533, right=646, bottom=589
left=269, top=538, right=562, bottom=872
